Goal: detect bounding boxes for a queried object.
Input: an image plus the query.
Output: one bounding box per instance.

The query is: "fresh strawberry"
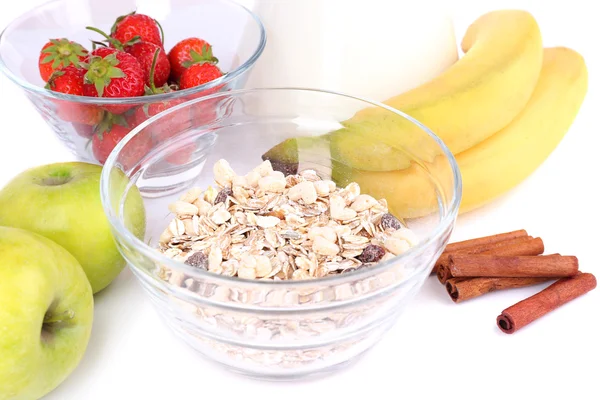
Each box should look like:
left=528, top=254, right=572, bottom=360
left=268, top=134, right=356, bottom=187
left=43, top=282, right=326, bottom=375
left=132, top=50, right=186, bottom=130
left=166, top=143, right=196, bottom=166
left=45, top=65, right=84, bottom=94
left=135, top=99, right=195, bottom=163
left=72, top=123, right=95, bottom=139
left=81, top=47, right=145, bottom=114
left=86, top=26, right=169, bottom=88
left=190, top=96, right=220, bottom=126
left=38, top=39, right=88, bottom=82
left=91, top=112, right=152, bottom=167
left=131, top=99, right=183, bottom=130
left=45, top=65, right=103, bottom=125
left=179, top=63, right=223, bottom=90
left=110, top=12, right=163, bottom=48
left=135, top=100, right=195, bottom=165
left=128, top=50, right=194, bottom=165
left=176, top=59, right=224, bottom=128
left=126, top=42, right=170, bottom=87
left=167, top=38, right=218, bottom=82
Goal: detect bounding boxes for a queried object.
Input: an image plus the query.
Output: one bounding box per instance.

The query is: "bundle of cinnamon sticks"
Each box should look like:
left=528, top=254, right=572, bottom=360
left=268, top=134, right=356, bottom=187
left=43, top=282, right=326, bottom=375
left=434, top=229, right=596, bottom=334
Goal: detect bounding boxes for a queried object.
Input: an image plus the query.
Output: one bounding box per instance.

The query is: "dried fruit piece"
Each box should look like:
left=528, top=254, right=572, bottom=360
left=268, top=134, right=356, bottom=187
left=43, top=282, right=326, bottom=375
left=312, top=236, right=340, bottom=257
left=384, top=237, right=410, bottom=256
left=185, top=252, right=208, bottom=269
left=258, top=172, right=287, bottom=193
left=350, top=194, right=379, bottom=212
left=287, top=181, right=317, bottom=204
left=357, top=245, right=386, bottom=263
left=213, top=159, right=236, bottom=187
left=214, top=188, right=233, bottom=204
left=380, top=213, right=403, bottom=231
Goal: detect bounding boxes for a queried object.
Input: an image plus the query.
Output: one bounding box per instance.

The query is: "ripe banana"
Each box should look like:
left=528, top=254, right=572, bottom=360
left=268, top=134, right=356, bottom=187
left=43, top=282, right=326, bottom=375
left=334, top=47, right=588, bottom=218
left=264, top=9, right=545, bottom=172
left=455, top=46, right=587, bottom=213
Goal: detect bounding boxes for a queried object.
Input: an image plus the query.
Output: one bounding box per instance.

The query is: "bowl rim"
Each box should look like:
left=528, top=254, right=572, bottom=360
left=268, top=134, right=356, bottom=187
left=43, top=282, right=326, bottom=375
left=100, top=87, right=463, bottom=288
left=0, top=0, right=267, bottom=104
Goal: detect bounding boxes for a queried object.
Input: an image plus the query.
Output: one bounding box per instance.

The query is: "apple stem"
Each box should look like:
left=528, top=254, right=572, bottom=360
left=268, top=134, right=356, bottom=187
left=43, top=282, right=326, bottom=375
left=44, top=309, right=75, bottom=325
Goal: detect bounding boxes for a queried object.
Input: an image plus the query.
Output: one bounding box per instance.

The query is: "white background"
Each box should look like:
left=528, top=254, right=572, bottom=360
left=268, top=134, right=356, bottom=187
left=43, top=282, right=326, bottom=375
left=1, top=1, right=599, bottom=399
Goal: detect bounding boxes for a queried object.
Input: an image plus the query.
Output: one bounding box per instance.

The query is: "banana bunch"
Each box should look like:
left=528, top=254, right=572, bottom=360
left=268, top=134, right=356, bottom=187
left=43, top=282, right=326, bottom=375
left=262, top=10, right=588, bottom=218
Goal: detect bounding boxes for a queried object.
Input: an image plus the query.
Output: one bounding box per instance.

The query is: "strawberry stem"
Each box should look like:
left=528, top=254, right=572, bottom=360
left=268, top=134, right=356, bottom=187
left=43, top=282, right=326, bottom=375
left=155, top=19, right=165, bottom=46
left=148, top=48, right=160, bottom=92
left=143, top=48, right=173, bottom=96
left=86, top=26, right=124, bottom=51
left=90, top=40, right=107, bottom=48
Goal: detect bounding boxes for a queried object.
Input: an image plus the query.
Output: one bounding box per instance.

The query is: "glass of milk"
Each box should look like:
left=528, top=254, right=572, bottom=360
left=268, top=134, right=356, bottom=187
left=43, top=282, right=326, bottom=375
left=238, top=0, right=458, bottom=103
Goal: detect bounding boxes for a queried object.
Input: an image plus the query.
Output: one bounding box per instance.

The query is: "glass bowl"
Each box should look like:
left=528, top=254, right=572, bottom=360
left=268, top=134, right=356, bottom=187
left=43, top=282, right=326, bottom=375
left=0, top=0, right=265, bottom=164
left=100, top=88, right=462, bottom=379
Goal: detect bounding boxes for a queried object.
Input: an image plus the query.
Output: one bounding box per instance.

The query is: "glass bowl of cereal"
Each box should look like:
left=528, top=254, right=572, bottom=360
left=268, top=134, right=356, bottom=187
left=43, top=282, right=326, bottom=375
left=100, top=88, right=462, bottom=379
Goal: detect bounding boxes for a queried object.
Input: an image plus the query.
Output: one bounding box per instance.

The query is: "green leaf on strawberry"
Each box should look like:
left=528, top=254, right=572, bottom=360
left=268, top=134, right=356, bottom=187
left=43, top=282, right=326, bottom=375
left=41, top=39, right=88, bottom=70
left=93, top=112, right=130, bottom=141
left=181, top=45, right=219, bottom=68
left=82, top=53, right=126, bottom=97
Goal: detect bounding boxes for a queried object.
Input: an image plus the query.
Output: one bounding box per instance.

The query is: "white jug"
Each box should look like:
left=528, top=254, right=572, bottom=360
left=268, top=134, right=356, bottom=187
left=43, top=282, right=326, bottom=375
left=240, top=0, right=458, bottom=102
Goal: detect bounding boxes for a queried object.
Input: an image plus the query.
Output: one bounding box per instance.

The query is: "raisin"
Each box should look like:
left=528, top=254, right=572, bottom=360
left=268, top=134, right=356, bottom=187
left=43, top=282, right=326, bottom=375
left=380, top=213, right=402, bottom=231
left=214, top=187, right=233, bottom=204
left=357, top=244, right=385, bottom=263
left=184, top=252, right=208, bottom=269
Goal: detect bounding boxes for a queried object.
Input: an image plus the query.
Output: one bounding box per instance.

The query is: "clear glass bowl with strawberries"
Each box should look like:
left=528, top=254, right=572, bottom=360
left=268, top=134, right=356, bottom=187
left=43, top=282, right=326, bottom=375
left=0, top=0, right=265, bottom=165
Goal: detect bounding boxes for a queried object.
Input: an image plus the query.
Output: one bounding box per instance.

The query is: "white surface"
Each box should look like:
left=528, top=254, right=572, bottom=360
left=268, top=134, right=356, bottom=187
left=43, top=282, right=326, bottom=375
left=1, top=1, right=599, bottom=399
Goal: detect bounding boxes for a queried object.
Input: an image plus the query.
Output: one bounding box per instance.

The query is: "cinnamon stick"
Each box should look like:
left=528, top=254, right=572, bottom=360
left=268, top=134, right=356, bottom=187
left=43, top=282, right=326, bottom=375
left=441, top=254, right=578, bottom=280
left=434, top=235, right=541, bottom=273
left=445, top=277, right=553, bottom=303
left=479, top=237, right=544, bottom=256
left=442, top=229, right=528, bottom=253
left=436, top=237, right=546, bottom=283
left=497, top=272, right=597, bottom=334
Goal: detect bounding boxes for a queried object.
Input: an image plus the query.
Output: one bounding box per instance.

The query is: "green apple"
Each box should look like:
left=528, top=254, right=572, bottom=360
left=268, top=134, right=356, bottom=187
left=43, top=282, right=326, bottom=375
left=0, top=162, right=146, bottom=294
left=0, top=226, right=94, bottom=400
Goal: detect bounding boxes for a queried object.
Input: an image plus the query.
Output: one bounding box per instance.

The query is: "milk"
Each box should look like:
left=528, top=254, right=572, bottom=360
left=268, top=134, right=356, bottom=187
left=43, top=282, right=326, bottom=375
left=241, top=0, right=458, bottom=103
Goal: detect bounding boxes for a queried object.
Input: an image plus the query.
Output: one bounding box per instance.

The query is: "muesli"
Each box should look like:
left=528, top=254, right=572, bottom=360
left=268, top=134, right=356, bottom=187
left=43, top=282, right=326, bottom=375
left=157, top=159, right=419, bottom=280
